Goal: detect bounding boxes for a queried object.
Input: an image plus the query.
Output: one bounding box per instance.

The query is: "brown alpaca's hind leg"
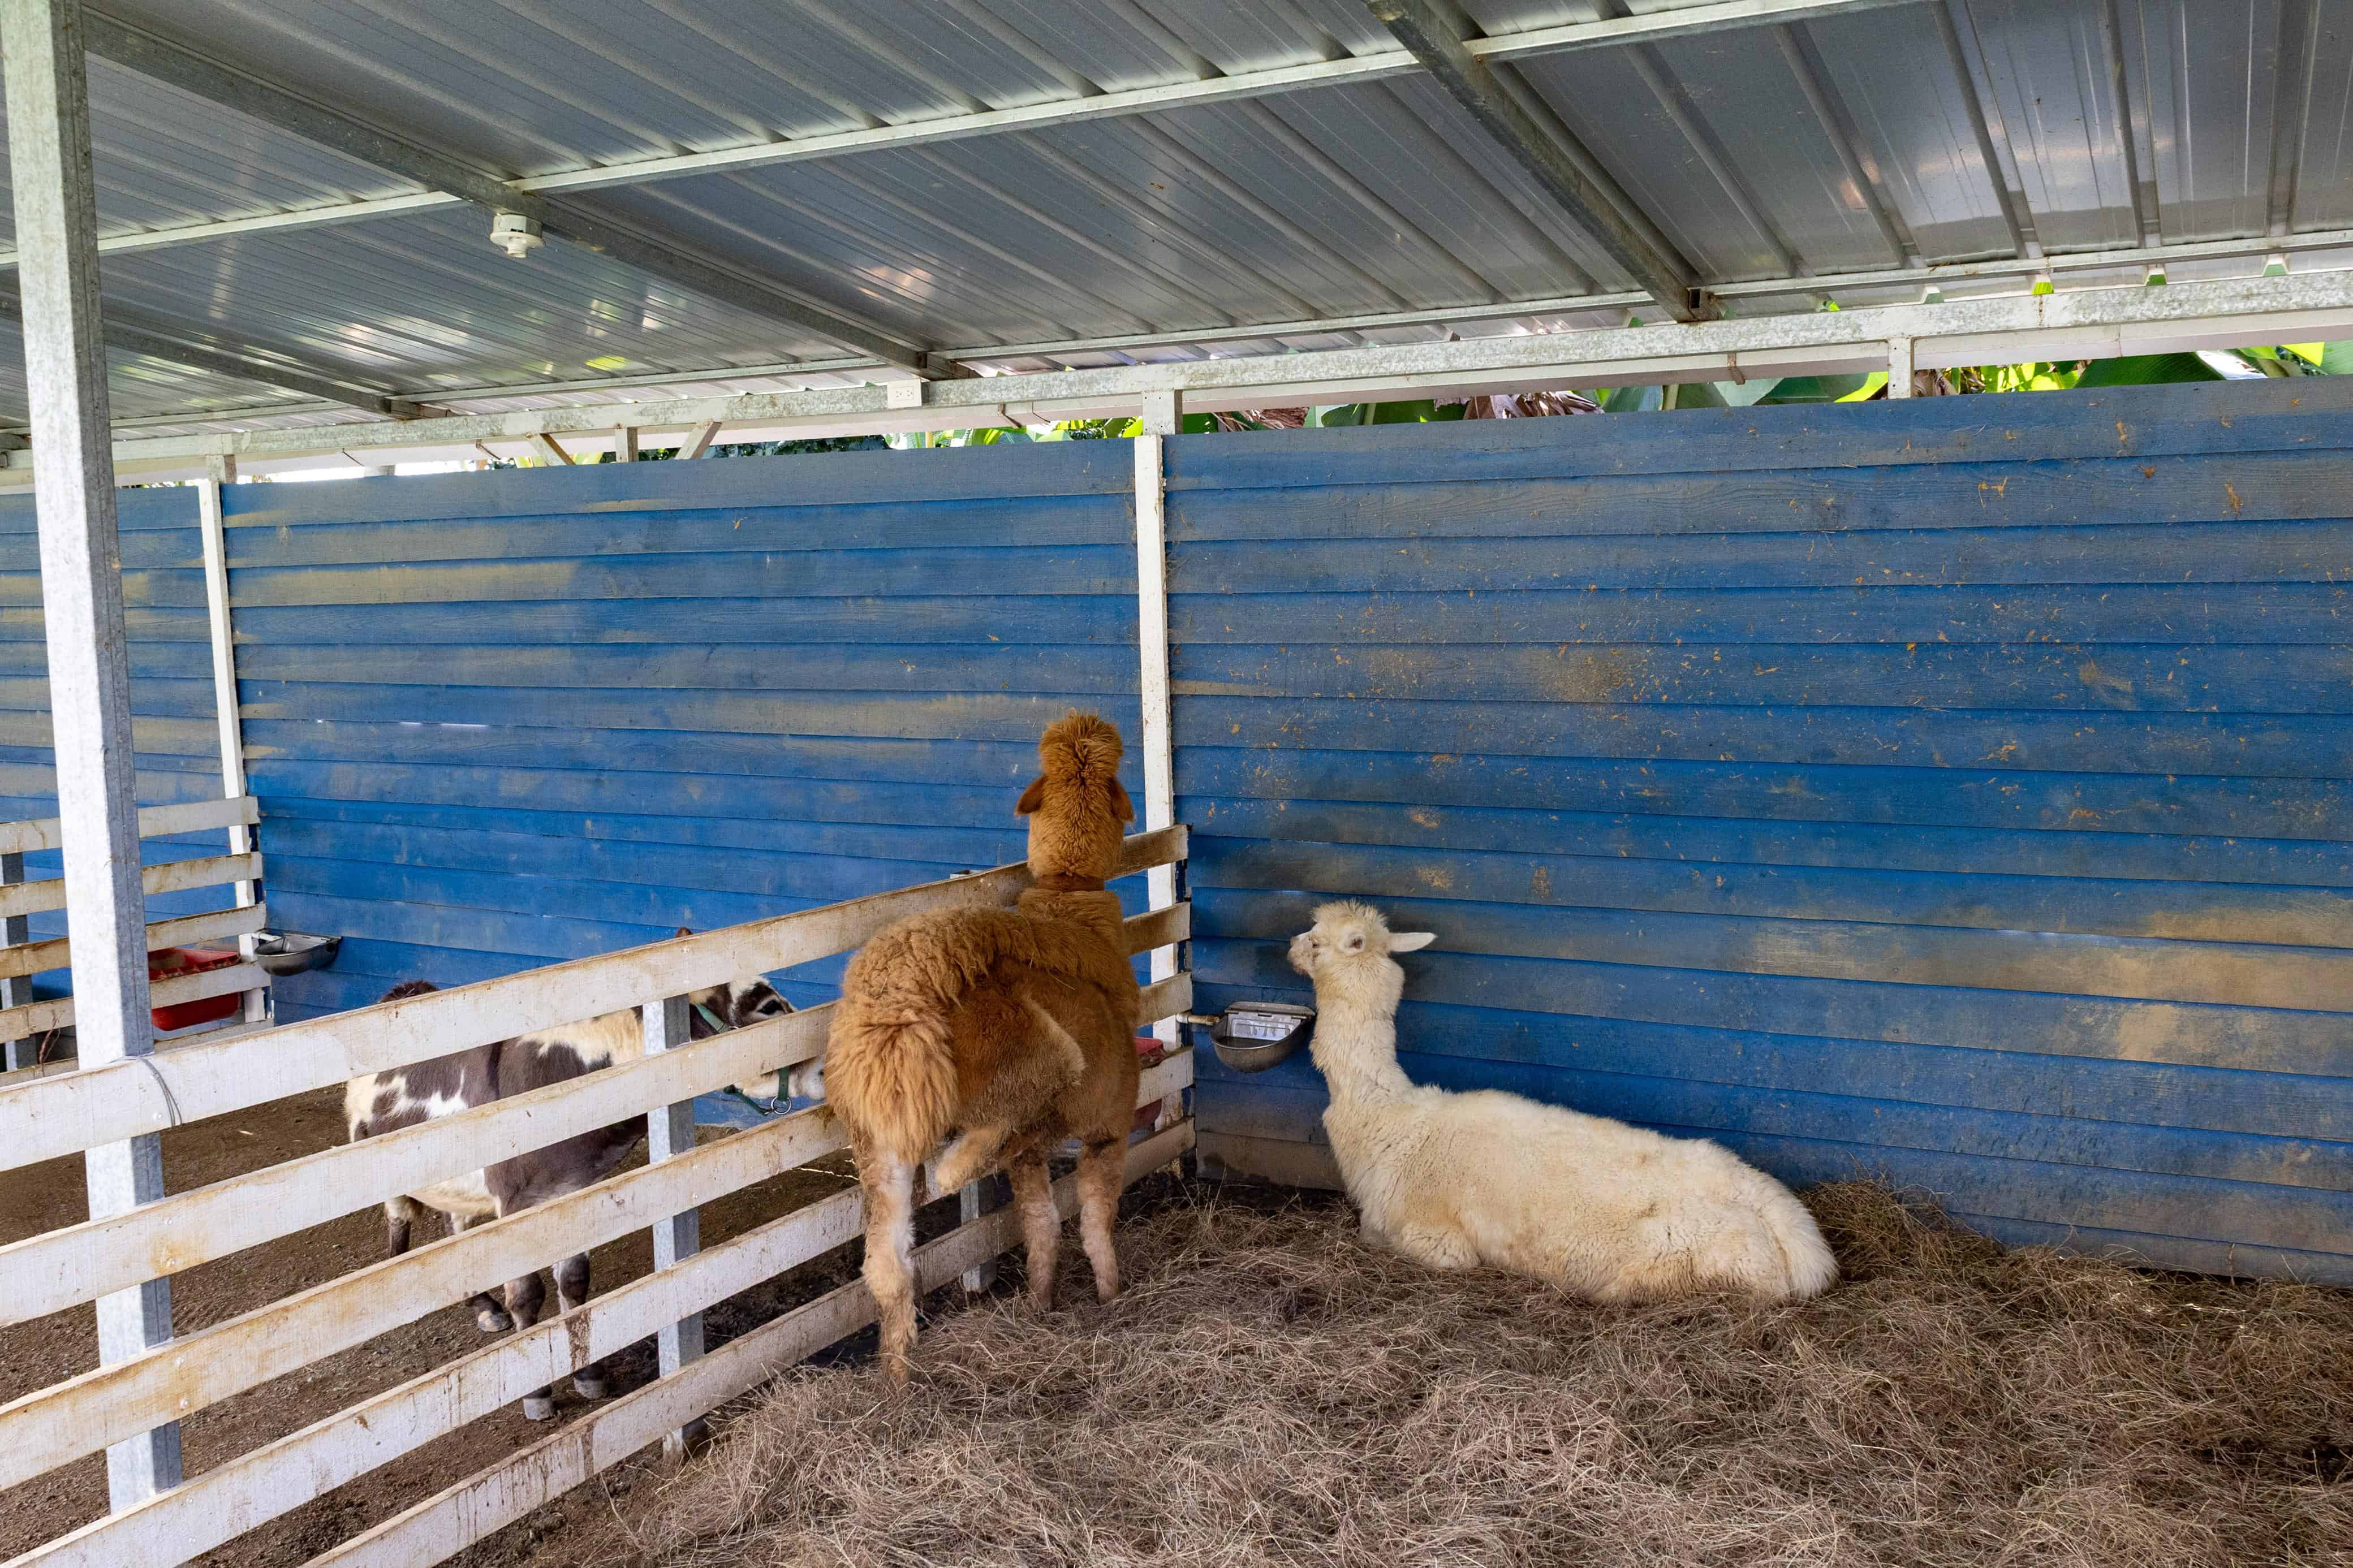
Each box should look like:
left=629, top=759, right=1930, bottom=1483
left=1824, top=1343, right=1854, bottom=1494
left=1008, top=1150, right=1060, bottom=1312
left=1075, top=1137, right=1124, bottom=1303
left=861, top=1150, right=920, bottom=1383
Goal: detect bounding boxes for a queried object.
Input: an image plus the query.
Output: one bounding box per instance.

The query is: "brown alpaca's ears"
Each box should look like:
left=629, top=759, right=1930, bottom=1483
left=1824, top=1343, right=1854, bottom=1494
left=1108, top=776, right=1136, bottom=823
left=674, top=926, right=693, bottom=939
left=1015, top=776, right=1046, bottom=815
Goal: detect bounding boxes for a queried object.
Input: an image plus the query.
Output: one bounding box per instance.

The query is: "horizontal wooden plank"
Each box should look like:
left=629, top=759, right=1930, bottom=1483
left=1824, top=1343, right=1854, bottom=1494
left=225, top=493, right=1128, bottom=568
left=1175, top=746, right=2352, bottom=843
left=258, top=795, right=1026, bottom=875
left=0, top=486, right=196, bottom=534
left=1169, top=584, right=2353, bottom=647
left=0, top=826, right=1185, bottom=1170
left=1959, top=1211, right=2353, bottom=1286
left=0, top=711, right=219, bottom=757
left=1183, top=794, right=2353, bottom=889
left=1198, top=887, right=2353, bottom=1011
left=214, top=437, right=1131, bottom=529
left=237, top=641, right=1140, bottom=695
left=0, top=640, right=210, bottom=679
left=1169, top=519, right=2353, bottom=594
left=0, top=794, right=255, bottom=855
left=301, top=1116, right=1194, bottom=1568
left=1195, top=1130, right=1341, bottom=1189
left=234, top=593, right=1139, bottom=647
left=0, top=568, right=208, bottom=610
left=258, top=819, right=964, bottom=904
left=0, top=606, right=211, bottom=645
left=1190, top=945, right=2353, bottom=1078
left=226, top=546, right=1135, bottom=608
left=243, top=684, right=1142, bottom=743
left=0, top=851, right=261, bottom=922
left=245, top=722, right=1061, bottom=792
left=1190, top=833, right=2353, bottom=947
left=0, top=902, right=266, bottom=983
left=0, top=673, right=215, bottom=716
left=1174, top=641, right=2353, bottom=715
left=0, top=950, right=265, bottom=1039
left=1171, top=448, right=2353, bottom=543
left=1162, top=378, right=2353, bottom=489
left=1177, top=697, right=2353, bottom=779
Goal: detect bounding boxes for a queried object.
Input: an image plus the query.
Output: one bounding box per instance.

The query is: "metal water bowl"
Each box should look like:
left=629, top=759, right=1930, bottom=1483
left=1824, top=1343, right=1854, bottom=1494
left=1208, top=1002, right=1316, bottom=1073
left=252, top=931, right=342, bottom=977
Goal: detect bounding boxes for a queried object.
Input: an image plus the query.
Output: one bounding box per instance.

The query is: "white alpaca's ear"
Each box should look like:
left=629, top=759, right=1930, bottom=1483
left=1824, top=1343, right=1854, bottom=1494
left=1339, top=930, right=1367, bottom=953
left=1388, top=931, right=1436, bottom=953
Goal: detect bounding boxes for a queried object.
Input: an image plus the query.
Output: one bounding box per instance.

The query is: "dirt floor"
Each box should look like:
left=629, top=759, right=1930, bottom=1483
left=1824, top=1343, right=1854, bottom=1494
left=0, top=1085, right=897, bottom=1567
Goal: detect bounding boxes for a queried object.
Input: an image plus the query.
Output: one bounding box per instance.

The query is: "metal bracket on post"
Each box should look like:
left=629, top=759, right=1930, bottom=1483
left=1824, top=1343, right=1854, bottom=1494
left=1886, top=336, right=1916, bottom=399
left=642, top=992, right=705, bottom=1455
left=197, top=455, right=264, bottom=1024
left=3, top=0, right=182, bottom=1503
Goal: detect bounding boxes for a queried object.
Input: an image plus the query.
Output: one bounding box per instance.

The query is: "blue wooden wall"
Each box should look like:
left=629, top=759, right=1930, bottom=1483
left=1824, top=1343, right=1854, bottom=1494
left=0, top=487, right=232, bottom=986
left=223, top=445, right=1144, bottom=1021
left=1170, top=377, right=2353, bottom=1284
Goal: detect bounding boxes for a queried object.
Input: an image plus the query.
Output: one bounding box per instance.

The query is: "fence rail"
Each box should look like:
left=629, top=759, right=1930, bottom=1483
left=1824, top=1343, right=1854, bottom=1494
left=5, top=824, right=1195, bottom=1568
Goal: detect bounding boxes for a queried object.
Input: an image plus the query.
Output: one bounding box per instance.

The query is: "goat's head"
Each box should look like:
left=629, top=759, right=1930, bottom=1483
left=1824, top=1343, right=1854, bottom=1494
left=1017, top=711, right=1134, bottom=884
left=671, top=930, right=794, bottom=1038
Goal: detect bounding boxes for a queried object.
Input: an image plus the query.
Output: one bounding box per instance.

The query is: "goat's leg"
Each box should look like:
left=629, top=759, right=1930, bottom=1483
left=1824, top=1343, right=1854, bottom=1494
left=1007, top=1150, right=1061, bottom=1313
left=860, top=1150, right=920, bottom=1384
left=447, top=1211, right=512, bottom=1332
left=553, top=1252, right=611, bottom=1400
left=503, top=1271, right=557, bottom=1419
left=1075, top=1136, right=1126, bottom=1303
left=383, top=1195, right=419, bottom=1258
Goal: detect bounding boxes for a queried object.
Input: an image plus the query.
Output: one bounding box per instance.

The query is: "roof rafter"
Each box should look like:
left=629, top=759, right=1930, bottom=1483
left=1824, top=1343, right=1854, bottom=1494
left=76, top=8, right=955, bottom=378
left=1367, top=0, right=1707, bottom=321
left=0, top=292, right=447, bottom=419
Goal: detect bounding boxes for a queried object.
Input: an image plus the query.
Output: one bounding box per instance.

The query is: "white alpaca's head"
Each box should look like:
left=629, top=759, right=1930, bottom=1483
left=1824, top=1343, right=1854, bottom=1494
left=1287, top=901, right=1434, bottom=1015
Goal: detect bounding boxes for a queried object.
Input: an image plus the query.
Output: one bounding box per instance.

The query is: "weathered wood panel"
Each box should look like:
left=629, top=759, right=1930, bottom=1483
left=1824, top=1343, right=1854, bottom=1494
left=223, top=450, right=1143, bottom=1023
left=1170, top=379, right=2353, bottom=1280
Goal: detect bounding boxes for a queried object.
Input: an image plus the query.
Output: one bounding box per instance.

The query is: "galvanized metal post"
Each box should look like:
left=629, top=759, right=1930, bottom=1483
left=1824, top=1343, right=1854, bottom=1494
left=1, top=0, right=181, bottom=1501
left=1, top=850, right=33, bottom=1070
left=642, top=991, right=704, bottom=1455
left=1886, top=336, right=1916, bottom=398
left=197, top=455, right=263, bottom=1023
left=1135, top=391, right=1181, bottom=1048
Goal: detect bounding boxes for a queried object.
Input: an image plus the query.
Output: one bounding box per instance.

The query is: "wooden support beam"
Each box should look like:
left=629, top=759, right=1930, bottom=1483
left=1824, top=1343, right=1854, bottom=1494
left=1365, top=0, right=1708, bottom=322
left=197, top=456, right=265, bottom=1022
left=0, top=0, right=180, bottom=1502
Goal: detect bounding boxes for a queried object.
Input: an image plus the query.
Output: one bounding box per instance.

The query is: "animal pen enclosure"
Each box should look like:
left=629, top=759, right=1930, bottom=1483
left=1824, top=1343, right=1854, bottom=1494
left=3, top=0, right=2353, bottom=1563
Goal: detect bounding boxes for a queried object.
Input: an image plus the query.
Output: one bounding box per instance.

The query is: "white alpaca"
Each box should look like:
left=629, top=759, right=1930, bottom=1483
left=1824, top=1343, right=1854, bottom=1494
left=1287, top=901, right=1837, bottom=1303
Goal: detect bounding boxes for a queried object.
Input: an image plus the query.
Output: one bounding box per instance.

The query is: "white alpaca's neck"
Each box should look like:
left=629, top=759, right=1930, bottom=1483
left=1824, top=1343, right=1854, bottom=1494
left=1308, top=983, right=1415, bottom=1107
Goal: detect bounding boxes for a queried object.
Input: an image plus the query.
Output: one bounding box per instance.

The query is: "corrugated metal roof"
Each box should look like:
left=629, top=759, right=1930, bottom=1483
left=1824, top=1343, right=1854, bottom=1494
left=1, top=0, right=2345, bottom=433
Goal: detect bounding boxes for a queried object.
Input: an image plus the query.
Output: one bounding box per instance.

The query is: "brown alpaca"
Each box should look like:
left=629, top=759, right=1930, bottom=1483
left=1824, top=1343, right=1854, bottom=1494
left=826, top=711, right=1143, bottom=1381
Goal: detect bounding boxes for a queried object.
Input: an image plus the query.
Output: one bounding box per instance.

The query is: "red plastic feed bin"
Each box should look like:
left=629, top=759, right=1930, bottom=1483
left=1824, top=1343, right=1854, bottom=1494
left=148, top=945, right=243, bottom=1031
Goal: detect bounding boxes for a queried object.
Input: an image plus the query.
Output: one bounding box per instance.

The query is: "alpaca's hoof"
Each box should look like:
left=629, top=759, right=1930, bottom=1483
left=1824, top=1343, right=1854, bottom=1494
left=571, top=1371, right=610, bottom=1401
left=521, top=1394, right=558, bottom=1422
left=476, top=1306, right=513, bottom=1333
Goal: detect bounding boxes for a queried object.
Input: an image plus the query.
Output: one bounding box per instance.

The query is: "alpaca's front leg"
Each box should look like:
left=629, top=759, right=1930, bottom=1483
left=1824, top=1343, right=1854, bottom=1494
left=860, top=1150, right=920, bottom=1382
left=1008, top=1151, right=1060, bottom=1312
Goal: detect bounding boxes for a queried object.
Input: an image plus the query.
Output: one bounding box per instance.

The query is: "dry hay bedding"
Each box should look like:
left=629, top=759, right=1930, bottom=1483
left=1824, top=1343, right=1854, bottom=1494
left=630, top=1182, right=2353, bottom=1568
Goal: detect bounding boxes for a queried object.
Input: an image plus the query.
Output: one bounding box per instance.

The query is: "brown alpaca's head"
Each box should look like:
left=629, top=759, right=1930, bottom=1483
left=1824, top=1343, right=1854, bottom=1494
left=1016, top=711, right=1134, bottom=884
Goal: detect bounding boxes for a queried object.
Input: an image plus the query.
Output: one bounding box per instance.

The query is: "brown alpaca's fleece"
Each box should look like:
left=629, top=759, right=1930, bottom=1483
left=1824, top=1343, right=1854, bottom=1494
left=824, top=710, right=1142, bottom=1172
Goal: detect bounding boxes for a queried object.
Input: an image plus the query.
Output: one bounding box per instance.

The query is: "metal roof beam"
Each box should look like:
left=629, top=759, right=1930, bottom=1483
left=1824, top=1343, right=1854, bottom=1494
left=0, top=293, right=447, bottom=419
left=1367, top=0, right=1708, bottom=322
left=48, top=273, right=2352, bottom=480
left=36, top=0, right=1916, bottom=269
left=76, top=10, right=953, bottom=378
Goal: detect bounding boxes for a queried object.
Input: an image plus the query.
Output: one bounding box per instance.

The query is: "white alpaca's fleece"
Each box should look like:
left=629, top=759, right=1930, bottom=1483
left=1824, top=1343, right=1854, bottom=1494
left=1288, top=901, right=1837, bottom=1303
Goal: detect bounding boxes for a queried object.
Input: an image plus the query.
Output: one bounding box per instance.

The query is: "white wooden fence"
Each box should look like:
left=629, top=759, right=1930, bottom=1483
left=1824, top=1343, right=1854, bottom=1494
left=0, top=824, right=1194, bottom=1568
left=0, top=794, right=269, bottom=1068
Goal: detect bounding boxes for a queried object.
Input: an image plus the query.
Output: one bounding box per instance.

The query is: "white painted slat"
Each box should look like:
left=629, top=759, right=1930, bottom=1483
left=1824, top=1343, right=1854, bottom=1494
left=0, top=851, right=265, bottom=922
left=0, top=825, right=1186, bottom=1173
left=1132, top=419, right=1181, bottom=1055
left=640, top=992, right=703, bottom=1457
left=0, top=951, right=266, bottom=1039
left=16, top=1059, right=1194, bottom=1568
left=0, top=901, right=266, bottom=981
left=0, top=1096, right=848, bottom=1491
left=302, top=1118, right=1197, bottom=1568
left=0, top=1004, right=825, bottom=1328
left=0, top=906, right=1183, bottom=1326
left=0, top=795, right=255, bottom=857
